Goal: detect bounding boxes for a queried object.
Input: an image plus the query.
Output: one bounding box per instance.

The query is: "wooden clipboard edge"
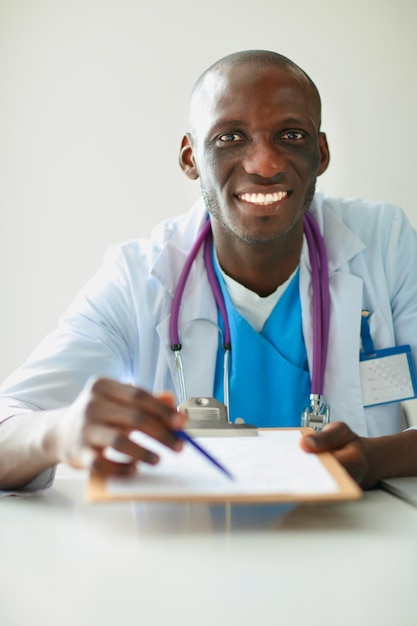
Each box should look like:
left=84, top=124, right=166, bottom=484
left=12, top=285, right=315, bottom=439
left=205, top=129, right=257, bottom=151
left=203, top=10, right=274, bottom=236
left=86, top=427, right=362, bottom=504
left=272, top=427, right=362, bottom=502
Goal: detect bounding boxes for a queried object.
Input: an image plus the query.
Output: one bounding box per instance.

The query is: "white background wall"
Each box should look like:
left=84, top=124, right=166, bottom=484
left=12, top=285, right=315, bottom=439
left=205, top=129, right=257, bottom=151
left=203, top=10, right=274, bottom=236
left=1, top=0, right=416, bottom=389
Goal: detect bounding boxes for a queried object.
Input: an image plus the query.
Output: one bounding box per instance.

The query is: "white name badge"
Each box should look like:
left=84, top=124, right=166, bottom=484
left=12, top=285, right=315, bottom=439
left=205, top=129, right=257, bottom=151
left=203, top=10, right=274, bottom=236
left=360, top=345, right=417, bottom=408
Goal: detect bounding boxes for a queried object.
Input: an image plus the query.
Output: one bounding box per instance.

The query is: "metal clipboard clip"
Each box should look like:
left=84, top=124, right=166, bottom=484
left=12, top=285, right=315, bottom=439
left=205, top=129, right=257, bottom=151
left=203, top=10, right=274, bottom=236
left=178, top=397, right=257, bottom=437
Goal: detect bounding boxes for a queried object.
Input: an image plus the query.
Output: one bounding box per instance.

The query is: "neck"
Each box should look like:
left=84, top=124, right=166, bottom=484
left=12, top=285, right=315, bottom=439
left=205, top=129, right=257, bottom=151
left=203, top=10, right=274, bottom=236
left=212, top=222, right=304, bottom=297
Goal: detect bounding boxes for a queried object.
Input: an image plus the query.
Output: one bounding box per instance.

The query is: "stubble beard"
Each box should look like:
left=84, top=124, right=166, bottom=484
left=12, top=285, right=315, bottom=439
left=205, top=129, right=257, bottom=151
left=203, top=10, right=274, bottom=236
left=201, top=183, right=317, bottom=245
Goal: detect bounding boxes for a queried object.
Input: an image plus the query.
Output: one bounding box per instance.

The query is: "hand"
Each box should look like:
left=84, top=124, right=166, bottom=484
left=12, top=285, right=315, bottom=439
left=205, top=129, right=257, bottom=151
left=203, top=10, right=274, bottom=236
left=52, top=377, right=187, bottom=476
left=299, top=422, right=377, bottom=489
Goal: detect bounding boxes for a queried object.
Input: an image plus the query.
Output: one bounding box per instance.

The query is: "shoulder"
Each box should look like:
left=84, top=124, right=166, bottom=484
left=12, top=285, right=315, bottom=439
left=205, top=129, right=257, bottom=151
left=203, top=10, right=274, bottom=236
left=150, top=198, right=207, bottom=251
left=311, top=190, right=405, bottom=228
left=104, top=199, right=207, bottom=269
left=310, top=191, right=415, bottom=252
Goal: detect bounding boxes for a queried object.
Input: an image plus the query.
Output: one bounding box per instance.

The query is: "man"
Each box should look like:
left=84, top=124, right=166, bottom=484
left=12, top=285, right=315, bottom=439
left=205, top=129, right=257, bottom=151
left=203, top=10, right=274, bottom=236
left=1, top=49, right=417, bottom=492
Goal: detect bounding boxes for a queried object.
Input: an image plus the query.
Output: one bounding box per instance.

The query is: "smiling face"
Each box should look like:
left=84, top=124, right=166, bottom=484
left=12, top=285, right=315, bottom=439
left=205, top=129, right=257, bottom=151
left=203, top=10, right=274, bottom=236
left=180, top=60, right=329, bottom=247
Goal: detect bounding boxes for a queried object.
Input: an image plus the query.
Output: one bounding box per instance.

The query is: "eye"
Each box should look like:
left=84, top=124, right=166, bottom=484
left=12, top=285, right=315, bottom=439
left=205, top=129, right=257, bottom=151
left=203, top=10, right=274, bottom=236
left=281, top=130, right=305, bottom=140
left=218, top=132, right=245, bottom=143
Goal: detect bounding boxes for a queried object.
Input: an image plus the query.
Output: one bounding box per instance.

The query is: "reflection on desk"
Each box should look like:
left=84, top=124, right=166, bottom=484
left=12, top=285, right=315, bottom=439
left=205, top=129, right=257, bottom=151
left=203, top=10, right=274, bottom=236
left=1, top=464, right=417, bottom=626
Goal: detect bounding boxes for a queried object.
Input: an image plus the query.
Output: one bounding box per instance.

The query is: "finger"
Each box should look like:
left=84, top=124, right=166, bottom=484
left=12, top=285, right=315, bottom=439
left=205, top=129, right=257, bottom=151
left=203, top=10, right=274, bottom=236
left=91, top=454, right=138, bottom=477
left=157, top=391, right=189, bottom=426
left=156, top=391, right=176, bottom=407
left=300, top=422, right=355, bottom=453
left=84, top=398, right=183, bottom=452
left=85, top=394, right=170, bottom=435
left=331, top=444, right=369, bottom=486
left=83, top=380, right=186, bottom=450
left=64, top=444, right=136, bottom=474
left=89, top=378, right=186, bottom=429
left=83, top=424, right=161, bottom=465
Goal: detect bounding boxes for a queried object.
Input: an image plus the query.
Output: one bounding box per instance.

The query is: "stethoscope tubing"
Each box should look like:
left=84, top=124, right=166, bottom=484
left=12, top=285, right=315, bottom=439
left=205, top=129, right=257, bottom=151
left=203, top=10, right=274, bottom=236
left=203, top=228, right=231, bottom=347
left=169, top=218, right=212, bottom=349
left=170, top=211, right=330, bottom=405
left=303, top=212, right=330, bottom=395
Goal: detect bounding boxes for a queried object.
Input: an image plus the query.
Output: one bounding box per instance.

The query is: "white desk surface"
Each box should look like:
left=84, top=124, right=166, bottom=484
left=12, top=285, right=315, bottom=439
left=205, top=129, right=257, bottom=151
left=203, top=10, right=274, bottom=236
left=1, top=464, right=417, bottom=626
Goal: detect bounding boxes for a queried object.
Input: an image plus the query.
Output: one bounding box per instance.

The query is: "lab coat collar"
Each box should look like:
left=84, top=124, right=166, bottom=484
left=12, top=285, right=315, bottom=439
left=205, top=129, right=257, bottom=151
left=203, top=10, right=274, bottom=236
left=309, top=193, right=366, bottom=271
left=150, top=199, right=208, bottom=298
left=151, top=192, right=368, bottom=296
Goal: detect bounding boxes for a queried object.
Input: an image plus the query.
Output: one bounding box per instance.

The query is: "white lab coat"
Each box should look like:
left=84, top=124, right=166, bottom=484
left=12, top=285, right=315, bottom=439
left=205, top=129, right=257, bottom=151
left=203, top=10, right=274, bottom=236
left=1, top=191, right=417, bottom=439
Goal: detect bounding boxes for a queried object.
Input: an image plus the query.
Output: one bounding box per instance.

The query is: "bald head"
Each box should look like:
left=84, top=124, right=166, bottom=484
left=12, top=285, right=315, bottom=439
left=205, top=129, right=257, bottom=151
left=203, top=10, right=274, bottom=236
left=179, top=48, right=330, bottom=265
left=189, top=50, right=322, bottom=136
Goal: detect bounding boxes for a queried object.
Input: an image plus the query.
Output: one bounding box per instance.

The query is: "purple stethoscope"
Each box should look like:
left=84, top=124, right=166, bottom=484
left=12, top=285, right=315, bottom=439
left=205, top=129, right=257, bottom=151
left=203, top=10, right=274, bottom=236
left=169, top=211, right=331, bottom=431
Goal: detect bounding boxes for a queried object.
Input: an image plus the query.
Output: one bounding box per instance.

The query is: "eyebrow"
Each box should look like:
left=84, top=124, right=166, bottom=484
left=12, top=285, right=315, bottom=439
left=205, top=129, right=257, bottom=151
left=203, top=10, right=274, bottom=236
left=209, top=115, right=316, bottom=133
left=210, top=118, right=247, bottom=129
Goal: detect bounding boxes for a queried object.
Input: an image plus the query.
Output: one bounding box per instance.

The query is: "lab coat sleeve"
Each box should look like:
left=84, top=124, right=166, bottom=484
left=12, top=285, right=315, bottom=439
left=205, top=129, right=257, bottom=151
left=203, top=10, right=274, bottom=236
left=0, top=243, right=143, bottom=494
left=0, top=465, right=56, bottom=497
left=0, top=243, right=140, bottom=421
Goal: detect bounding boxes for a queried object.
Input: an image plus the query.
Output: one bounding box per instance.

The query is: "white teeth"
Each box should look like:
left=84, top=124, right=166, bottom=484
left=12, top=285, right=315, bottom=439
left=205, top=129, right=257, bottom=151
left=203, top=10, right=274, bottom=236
left=239, top=191, right=287, bottom=205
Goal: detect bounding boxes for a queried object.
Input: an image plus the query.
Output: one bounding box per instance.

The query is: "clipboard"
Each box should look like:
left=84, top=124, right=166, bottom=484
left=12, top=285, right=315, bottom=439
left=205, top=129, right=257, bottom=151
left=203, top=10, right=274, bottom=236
left=87, top=428, right=362, bottom=504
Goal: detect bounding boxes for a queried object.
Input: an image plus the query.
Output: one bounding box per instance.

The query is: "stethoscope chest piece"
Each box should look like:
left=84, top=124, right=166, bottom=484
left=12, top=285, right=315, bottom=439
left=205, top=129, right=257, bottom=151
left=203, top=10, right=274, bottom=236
left=301, top=394, right=331, bottom=432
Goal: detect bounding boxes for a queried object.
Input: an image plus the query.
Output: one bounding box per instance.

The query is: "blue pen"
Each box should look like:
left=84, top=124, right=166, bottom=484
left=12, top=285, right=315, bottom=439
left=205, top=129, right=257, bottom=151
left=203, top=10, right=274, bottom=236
left=173, top=430, right=234, bottom=480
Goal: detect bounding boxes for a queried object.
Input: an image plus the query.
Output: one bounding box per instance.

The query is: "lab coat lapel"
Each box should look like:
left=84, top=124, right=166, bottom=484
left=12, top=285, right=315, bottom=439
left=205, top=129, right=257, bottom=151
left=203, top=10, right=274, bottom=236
left=301, top=207, right=368, bottom=436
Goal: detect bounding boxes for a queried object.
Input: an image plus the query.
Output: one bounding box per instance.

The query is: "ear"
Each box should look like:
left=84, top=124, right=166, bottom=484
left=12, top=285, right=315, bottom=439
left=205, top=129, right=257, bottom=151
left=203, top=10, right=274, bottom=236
left=179, top=133, right=199, bottom=180
left=317, top=132, right=330, bottom=176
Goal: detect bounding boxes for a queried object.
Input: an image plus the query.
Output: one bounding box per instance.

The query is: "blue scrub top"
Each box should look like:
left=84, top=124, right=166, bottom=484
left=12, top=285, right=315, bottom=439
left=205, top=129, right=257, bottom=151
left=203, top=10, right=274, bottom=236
left=213, top=259, right=311, bottom=427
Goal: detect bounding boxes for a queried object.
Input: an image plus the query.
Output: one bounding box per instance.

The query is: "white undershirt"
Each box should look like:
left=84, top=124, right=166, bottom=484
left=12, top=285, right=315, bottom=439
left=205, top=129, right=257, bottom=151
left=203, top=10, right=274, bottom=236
left=214, top=250, right=300, bottom=333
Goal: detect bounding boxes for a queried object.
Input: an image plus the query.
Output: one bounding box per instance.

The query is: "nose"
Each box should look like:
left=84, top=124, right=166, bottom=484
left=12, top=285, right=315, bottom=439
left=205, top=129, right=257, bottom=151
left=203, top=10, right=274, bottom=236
left=242, top=138, right=286, bottom=179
